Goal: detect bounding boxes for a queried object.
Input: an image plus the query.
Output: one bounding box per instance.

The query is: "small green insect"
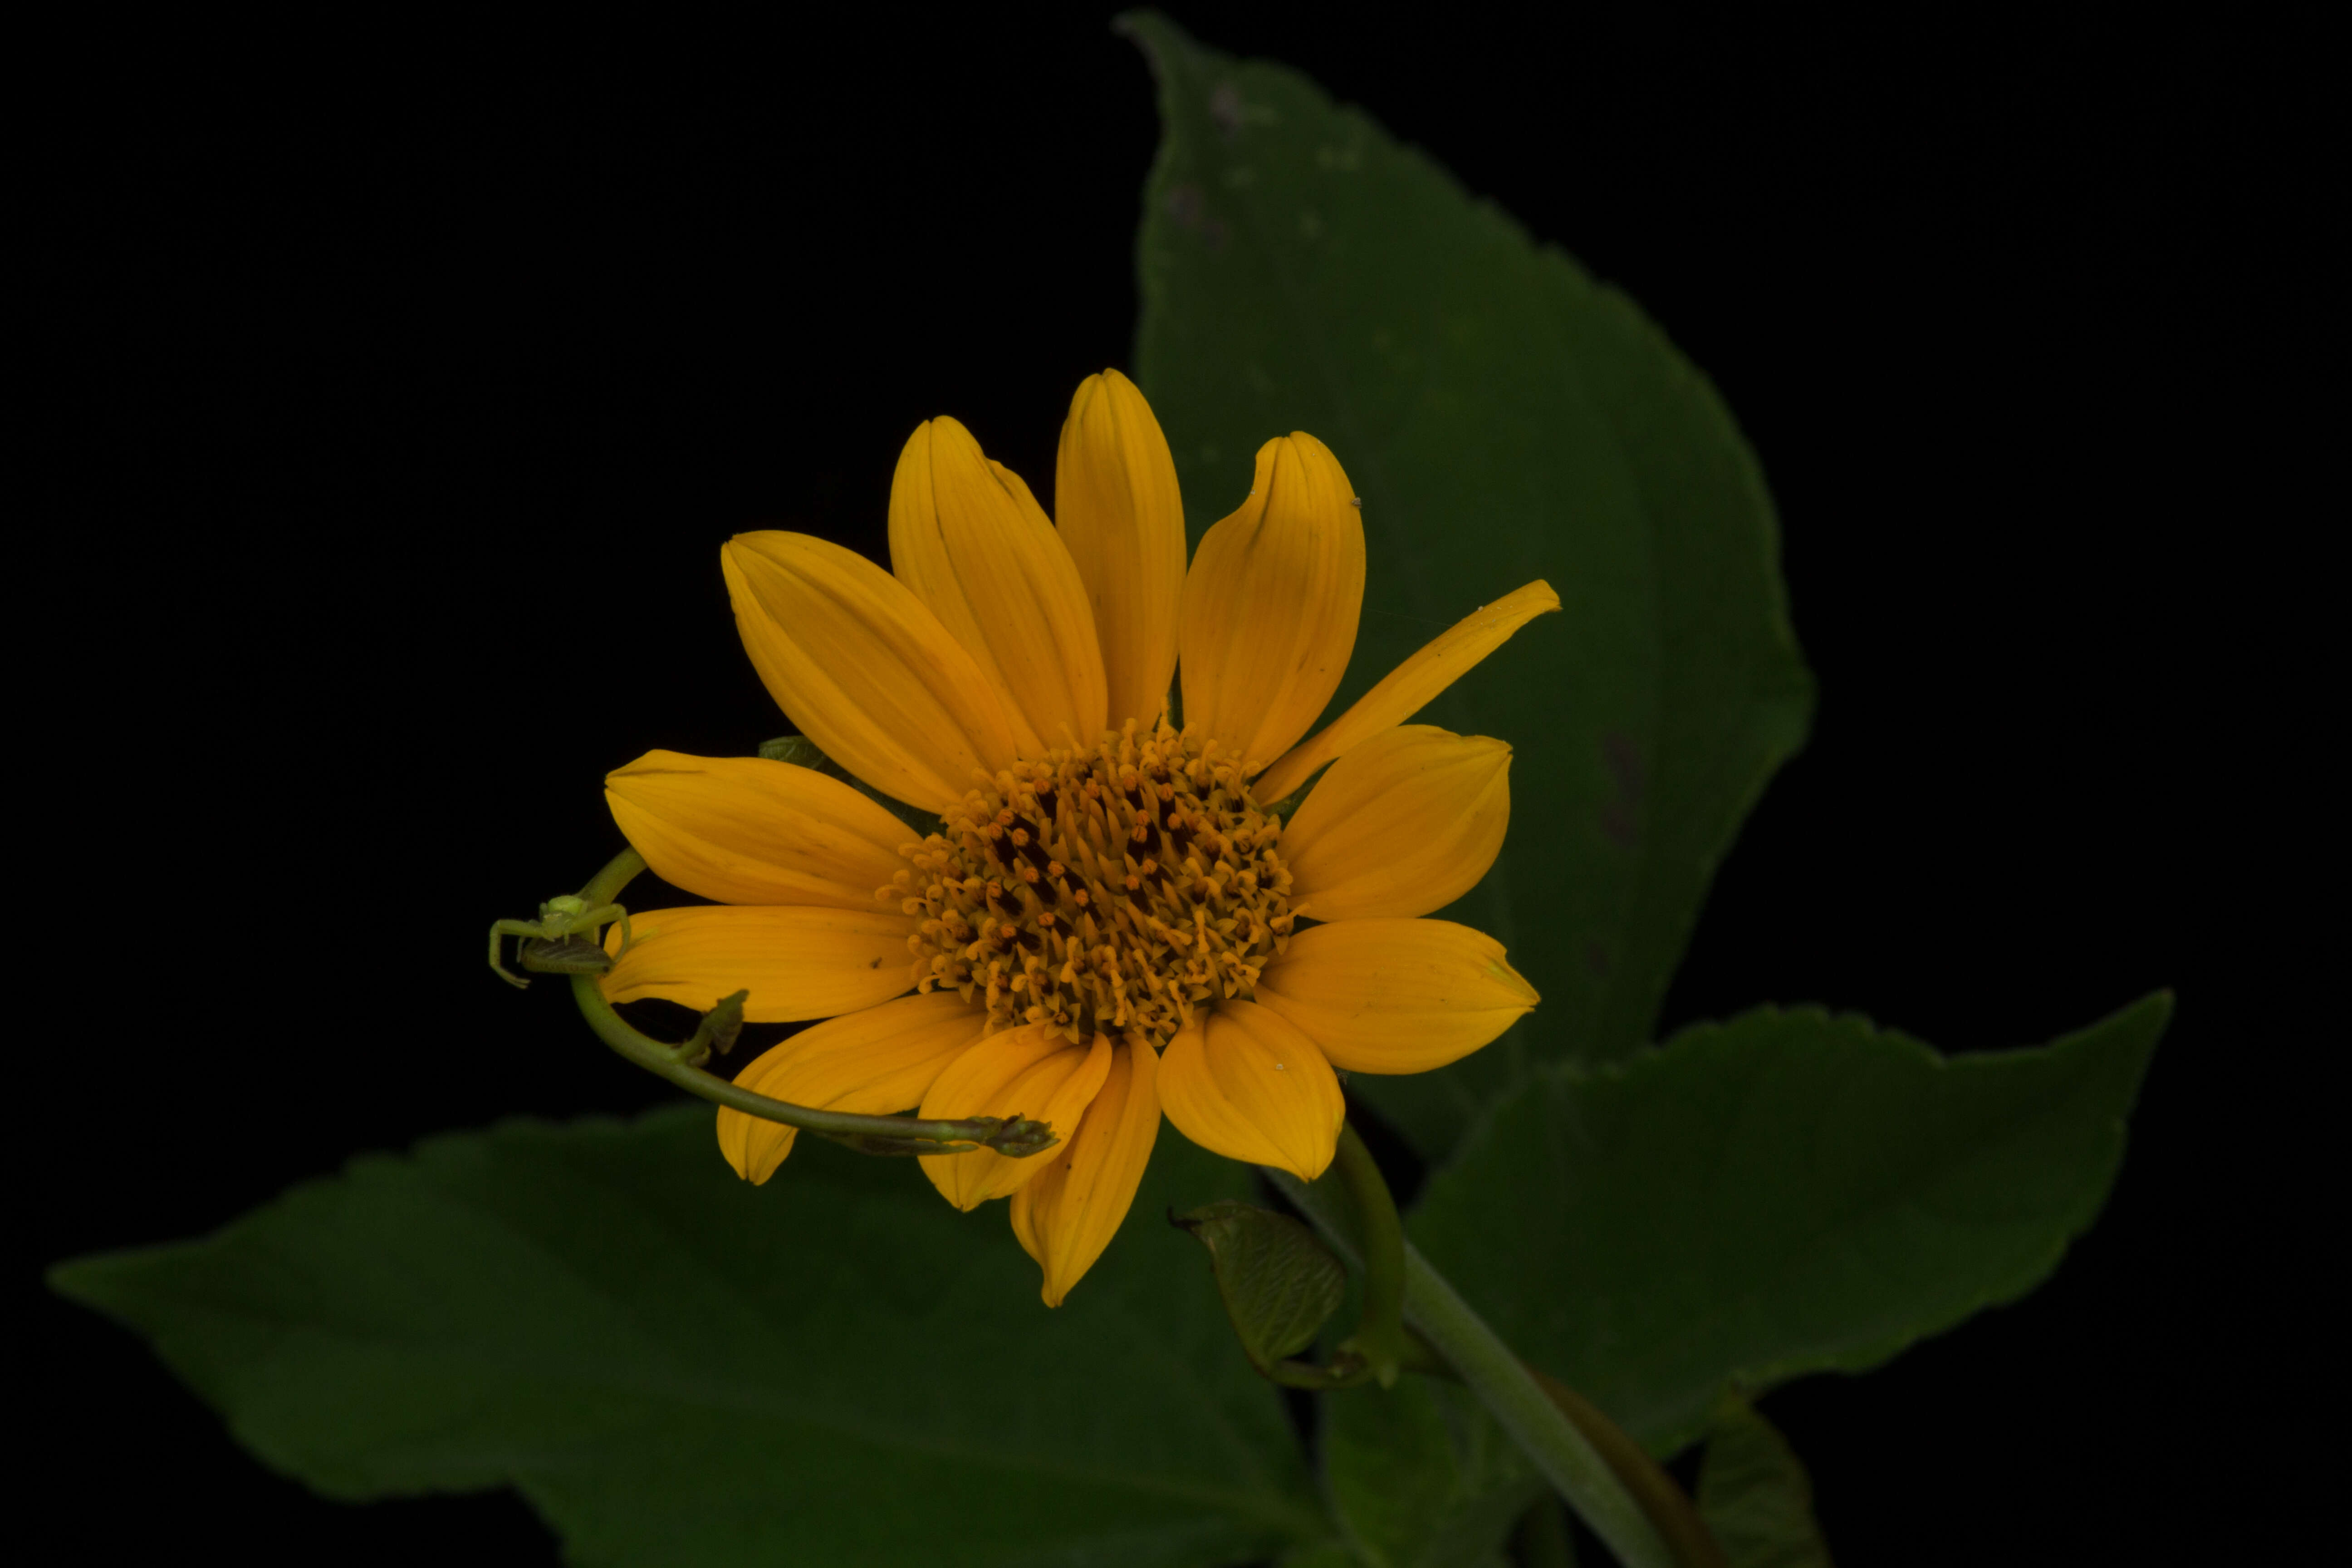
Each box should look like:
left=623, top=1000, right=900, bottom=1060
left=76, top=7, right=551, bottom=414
left=488, top=894, right=635, bottom=990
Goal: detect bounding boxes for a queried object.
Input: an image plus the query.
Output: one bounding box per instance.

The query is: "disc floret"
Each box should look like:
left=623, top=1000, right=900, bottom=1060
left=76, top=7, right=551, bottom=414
left=893, top=721, right=1298, bottom=1047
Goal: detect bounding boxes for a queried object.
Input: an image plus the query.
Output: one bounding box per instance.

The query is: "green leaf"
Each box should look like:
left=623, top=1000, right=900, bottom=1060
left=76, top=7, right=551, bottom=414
left=50, top=1108, right=1325, bottom=1566
left=1280, top=1544, right=1372, bottom=1568
left=1173, top=1198, right=1348, bottom=1377
left=1697, top=1394, right=1834, bottom=1568
left=1123, top=13, right=1815, bottom=1156
left=1407, top=994, right=2168, bottom=1456
left=1323, top=1377, right=1540, bottom=1568
left=758, top=733, right=937, bottom=837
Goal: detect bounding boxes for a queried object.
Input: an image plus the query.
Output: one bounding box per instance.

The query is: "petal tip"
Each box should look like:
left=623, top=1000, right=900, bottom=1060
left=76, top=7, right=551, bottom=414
left=1490, top=954, right=1540, bottom=1005
left=1285, top=1144, right=1337, bottom=1184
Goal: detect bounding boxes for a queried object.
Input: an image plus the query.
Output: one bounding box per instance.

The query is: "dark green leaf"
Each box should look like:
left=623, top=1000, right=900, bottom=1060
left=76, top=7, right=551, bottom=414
left=1697, top=1394, right=1833, bottom=1568
left=1408, top=994, right=2168, bottom=1455
left=758, top=733, right=937, bottom=837
left=50, top=1108, right=1324, bottom=1566
left=1124, top=13, right=1814, bottom=1156
left=1323, top=1377, right=1539, bottom=1568
left=1513, top=1496, right=1580, bottom=1568
left=1173, top=1198, right=1347, bottom=1375
left=1280, top=1544, right=1369, bottom=1568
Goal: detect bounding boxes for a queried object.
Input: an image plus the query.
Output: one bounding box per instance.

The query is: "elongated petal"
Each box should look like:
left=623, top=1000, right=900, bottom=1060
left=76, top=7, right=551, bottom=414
left=917, top=1026, right=1113, bottom=1210
left=721, top=531, right=1017, bottom=814
left=1280, top=726, right=1511, bottom=921
left=716, top=992, right=988, bottom=1184
left=1009, top=1036, right=1161, bottom=1306
left=1254, top=920, right=1538, bottom=1074
left=605, top=750, right=913, bottom=911
left=1055, top=370, right=1186, bottom=731
left=1178, top=433, right=1365, bottom=774
left=1254, top=580, right=1560, bottom=804
left=889, top=417, right=1107, bottom=755
left=1158, top=1001, right=1343, bottom=1181
left=598, top=905, right=916, bottom=1021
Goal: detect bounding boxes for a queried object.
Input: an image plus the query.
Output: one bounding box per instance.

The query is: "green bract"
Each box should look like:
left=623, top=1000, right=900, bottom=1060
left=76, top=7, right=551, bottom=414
left=1173, top=1199, right=1349, bottom=1378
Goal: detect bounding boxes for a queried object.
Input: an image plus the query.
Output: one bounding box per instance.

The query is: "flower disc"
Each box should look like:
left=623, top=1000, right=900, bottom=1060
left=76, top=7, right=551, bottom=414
left=894, top=723, right=1296, bottom=1047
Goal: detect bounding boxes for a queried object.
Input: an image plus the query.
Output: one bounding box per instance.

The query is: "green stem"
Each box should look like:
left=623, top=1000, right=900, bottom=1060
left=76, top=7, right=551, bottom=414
left=1331, top=1122, right=1406, bottom=1387
left=559, top=849, right=1056, bottom=1159
left=1520, top=1364, right=1725, bottom=1568
left=1269, top=1169, right=1676, bottom=1568
left=1400, top=1326, right=1724, bottom=1568
left=575, top=846, right=647, bottom=910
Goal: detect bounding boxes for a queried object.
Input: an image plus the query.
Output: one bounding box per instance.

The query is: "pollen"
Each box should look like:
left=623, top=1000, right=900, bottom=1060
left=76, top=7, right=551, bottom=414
left=888, top=721, right=1298, bottom=1047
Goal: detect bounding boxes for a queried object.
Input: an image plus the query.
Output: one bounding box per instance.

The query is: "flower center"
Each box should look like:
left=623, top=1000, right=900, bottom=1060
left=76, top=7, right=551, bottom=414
left=892, top=722, right=1296, bottom=1048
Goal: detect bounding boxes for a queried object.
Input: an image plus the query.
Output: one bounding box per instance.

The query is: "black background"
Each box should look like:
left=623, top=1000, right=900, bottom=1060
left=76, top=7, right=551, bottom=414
left=29, top=7, right=2320, bottom=1563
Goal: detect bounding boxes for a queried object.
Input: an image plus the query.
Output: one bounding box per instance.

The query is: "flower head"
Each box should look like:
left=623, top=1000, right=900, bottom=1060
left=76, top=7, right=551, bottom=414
left=601, top=370, right=1559, bottom=1303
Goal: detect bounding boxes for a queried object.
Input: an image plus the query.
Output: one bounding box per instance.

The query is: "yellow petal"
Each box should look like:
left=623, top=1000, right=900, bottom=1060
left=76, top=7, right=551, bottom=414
left=1253, top=580, right=1561, bottom=804
left=1054, top=370, right=1186, bottom=731
left=917, top=1026, right=1113, bottom=1210
left=721, top=531, right=1017, bottom=814
left=1254, top=919, right=1538, bottom=1075
left=1178, top=433, right=1366, bottom=774
left=889, top=417, right=1108, bottom=755
left=598, top=905, right=916, bottom=1021
left=1009, top=1037, right=1161, bottom=1306
left=716, top=992, right=988, bottom=1184
left=605, top=750, right=914, bottom=911
left=1158, top=1001, right=1344, bottom=1181
left=1279, top=726, right=1511, bottom=921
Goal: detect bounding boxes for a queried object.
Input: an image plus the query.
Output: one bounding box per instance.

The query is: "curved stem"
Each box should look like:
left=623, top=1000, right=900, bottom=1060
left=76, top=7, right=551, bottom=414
left=557, top=849, right=1056, bottom=1158
left=1269, top=1168, right=1677, bottom=1568
left=567, top=971, right=1051, bottom=1154
left=575, top=846, right=648, bottom=910
left=1331, top=1122, right=1406, bottom=1387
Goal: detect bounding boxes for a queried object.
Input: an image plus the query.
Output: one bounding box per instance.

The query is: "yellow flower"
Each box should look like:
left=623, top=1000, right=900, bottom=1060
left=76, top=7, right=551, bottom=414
left=600, top=371, right=1559, bottom=1304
